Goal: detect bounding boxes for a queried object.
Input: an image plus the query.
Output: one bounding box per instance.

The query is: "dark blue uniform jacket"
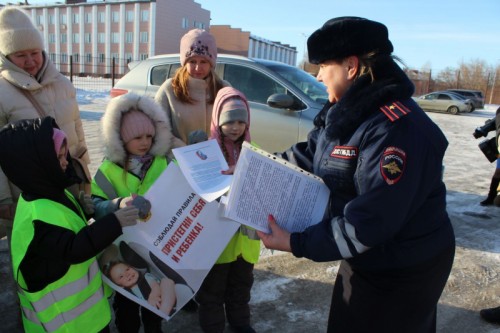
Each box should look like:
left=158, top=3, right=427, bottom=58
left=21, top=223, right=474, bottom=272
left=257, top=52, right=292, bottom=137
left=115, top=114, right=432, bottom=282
left=288, top=62, right=455, bottom=271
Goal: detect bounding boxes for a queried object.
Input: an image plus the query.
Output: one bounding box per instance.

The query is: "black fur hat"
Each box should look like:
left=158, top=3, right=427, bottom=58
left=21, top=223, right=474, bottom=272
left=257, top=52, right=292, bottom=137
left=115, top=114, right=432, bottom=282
left=307, top=17, right=394, bottom=64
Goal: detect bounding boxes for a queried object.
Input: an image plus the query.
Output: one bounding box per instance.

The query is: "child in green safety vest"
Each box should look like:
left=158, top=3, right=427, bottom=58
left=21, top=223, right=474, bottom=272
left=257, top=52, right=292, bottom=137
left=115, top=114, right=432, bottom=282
left=91, top=92, right=175, bottom=333
left=195, top=87, right=261, bottom=333
left=0, top=116, right=140, bottom=333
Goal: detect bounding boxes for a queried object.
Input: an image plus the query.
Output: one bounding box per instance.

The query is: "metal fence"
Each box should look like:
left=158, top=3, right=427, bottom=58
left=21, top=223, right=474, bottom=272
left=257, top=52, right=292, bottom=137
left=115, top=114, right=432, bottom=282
left=52, top=54, right=131, bottom=91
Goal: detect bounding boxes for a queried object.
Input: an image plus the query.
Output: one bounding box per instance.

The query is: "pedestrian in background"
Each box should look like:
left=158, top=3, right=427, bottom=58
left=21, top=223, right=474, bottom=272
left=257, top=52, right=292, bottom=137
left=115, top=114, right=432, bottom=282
left=479, top=106, right=500, bottom=207
left=0, top=117, right=139, bottom=332
left=155, top=28, right=229, bottom=147
left=258, top=17, right=455, bottom=333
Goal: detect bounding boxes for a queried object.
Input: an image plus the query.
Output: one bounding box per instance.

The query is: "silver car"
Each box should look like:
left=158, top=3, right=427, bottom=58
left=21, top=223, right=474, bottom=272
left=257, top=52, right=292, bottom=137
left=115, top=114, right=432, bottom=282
left=412, top=91, right=472, bottom=115
left=110, top=54, right=329, bottom=152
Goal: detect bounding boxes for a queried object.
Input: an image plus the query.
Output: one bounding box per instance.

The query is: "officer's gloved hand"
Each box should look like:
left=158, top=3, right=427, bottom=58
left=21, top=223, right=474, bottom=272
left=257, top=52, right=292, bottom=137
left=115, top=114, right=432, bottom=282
left=78, top=191, right=95, bottom=215
left=114, top=206, right=139, bottom=227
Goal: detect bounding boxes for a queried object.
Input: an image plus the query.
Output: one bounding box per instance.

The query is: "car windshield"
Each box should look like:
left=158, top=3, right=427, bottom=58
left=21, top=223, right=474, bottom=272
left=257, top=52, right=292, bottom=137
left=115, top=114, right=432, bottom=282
left=265, top=63, right=329, bottom=104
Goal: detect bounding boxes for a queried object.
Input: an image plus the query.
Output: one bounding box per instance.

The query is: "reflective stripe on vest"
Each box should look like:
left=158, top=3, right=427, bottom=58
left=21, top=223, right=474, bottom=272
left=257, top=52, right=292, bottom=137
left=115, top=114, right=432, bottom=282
left=92, top=157, right=167, bottom=199
left=240, top=225, right=260, bottom=240
left=20, top=262, right=106, bottom=332
left=11, top=192, right=111, bottom=332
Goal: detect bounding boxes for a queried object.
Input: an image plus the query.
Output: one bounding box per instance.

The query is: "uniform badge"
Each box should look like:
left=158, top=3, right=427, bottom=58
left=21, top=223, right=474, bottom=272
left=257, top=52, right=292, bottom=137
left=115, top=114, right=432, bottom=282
left=330, top=146, right=358, bottom=159
left=380, top=146, right=406, bottom=185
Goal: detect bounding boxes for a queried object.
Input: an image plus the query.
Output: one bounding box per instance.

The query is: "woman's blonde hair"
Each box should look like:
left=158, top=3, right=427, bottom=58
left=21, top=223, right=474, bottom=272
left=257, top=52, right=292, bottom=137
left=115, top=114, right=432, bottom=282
left=171, top=65, right=224, bottom=104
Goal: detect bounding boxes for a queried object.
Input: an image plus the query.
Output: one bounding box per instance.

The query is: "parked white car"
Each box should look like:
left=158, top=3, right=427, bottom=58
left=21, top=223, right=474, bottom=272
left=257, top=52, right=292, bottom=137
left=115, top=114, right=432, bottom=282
left=110, top=54, right=329, bottom=152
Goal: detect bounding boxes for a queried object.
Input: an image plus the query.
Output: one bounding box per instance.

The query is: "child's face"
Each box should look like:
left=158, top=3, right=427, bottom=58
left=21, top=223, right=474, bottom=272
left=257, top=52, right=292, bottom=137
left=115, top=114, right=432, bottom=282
left=221, top=121, right=246, bottom=142
left=186, top=56, right=211, bottom=79
left=109, top=262, right=139, bottom=288
left=57, top=143, right=69, bottom=172
left=125, top=134, right=153, bottom=156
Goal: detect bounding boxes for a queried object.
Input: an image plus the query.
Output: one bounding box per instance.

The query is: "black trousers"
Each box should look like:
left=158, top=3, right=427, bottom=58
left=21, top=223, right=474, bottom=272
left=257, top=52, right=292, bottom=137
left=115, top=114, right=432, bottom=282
left=196, top=257, right=254, bottom=333
left=113, top=291, right=163, bottom=333
left=328, top=244, right=455, bottom=333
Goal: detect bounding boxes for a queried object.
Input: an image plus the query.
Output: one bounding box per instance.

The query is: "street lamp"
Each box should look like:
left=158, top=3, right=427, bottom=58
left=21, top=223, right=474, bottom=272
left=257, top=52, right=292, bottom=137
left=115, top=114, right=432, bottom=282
left=299, top=33, right=308, bottom=70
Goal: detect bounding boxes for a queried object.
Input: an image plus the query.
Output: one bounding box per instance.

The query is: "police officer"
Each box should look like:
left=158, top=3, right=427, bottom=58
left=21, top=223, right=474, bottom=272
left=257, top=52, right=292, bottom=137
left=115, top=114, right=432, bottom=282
left=257, top=17, right=455, bottom=333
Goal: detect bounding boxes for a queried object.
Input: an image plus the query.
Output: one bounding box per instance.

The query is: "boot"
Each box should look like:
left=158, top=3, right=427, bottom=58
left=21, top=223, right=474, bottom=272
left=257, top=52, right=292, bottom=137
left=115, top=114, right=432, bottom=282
left=480, top=177, right=500, bottom=206
left=480, top=306, right=500, bottom=324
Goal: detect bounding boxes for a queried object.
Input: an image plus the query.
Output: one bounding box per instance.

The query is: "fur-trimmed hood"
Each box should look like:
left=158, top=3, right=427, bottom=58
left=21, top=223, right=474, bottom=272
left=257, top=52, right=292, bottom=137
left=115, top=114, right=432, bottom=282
left=101, top=92, right=174, bottom=163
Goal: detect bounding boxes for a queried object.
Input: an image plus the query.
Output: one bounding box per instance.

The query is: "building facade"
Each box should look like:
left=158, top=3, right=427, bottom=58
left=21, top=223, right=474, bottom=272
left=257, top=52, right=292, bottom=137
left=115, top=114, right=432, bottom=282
left=4, top=0, right=297, bottom=76
left=210, top=25, right=297, bottom=66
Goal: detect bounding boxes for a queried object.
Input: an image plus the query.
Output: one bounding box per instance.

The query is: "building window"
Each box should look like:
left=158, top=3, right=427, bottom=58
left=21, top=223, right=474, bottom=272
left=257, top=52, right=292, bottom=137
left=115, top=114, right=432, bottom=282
left=139, top=32, right=148, bottom=43
left=125, top=53, right=133, bottom=62
left=60, top=14, right=67, bottom=24
left=112, top=53, right=119, bottom=61
left=48, top=33, right=56, bottom=44
left=112, top=12, right=119, bottom=23
left=98, top=12, right=105, bottom=23
left=181, top=18, right=188, bottom=29
left=126, top=11, right=134, bottom=22
left=61, top=53, right=68, bottom=63
left=49, top=14, right=54, bottom=24
left=72, top=13, right=79, bottom=24
left=60, top=33, right=67, bottom=44
left=111, top=32, right=119, bottom=44
left=98, top=53, right=105, bottom=63
left=98, top=33, right=105, bottom=44
left=37, top=15, right=43, bottom=25
left=49, top=53, right=56, bottom=63
left=193, top=21, right=204, bottom=29
left=85, top=53, right=92, bottom=63
left=141, top=10, right=149, bottom=22
left=72, top=33, right=79, bottom=44
left=125, top=32, right=133, bottom=44
left=140, top=53, right=148, bottom=60
left=85, top=13, right=92, bottom=23
left=84, top=33, right=91, bottom=44
left=72, top=53, right=80, bottom=63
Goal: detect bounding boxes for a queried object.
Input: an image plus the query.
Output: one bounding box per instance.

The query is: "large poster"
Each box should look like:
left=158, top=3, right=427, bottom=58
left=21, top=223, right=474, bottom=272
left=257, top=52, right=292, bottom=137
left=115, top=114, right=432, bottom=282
left=97, top=163, right=239, bottom=320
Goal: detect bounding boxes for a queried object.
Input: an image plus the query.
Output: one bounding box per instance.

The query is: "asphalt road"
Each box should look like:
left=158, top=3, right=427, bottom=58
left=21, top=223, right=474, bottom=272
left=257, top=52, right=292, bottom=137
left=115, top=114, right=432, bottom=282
left=1, top=105, right=500, bottom=333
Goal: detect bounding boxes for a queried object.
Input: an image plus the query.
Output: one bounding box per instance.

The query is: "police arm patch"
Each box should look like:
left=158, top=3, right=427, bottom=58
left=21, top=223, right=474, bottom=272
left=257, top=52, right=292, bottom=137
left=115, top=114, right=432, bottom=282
left=380, top=146, right=406, bottom=185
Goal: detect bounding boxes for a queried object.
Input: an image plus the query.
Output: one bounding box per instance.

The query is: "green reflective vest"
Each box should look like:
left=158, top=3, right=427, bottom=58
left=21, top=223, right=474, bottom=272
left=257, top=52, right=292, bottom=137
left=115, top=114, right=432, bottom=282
left=11, top=190, right=111, bottom=332
left=92, top=157, right=167, bottom=199
left=216, top=225, right=261, bottom=264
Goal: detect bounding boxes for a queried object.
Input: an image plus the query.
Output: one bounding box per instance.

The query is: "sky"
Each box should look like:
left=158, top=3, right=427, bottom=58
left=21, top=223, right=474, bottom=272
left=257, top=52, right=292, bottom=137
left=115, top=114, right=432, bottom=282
left=195, top=0, right=500, bottom=72
left=11, top=0, right=500, bottom=72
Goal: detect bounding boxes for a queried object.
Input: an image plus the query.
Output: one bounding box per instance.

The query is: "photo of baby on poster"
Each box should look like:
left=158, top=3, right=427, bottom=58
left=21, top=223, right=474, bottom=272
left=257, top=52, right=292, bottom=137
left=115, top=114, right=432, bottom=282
left=97, top=163, right=240, bottom=320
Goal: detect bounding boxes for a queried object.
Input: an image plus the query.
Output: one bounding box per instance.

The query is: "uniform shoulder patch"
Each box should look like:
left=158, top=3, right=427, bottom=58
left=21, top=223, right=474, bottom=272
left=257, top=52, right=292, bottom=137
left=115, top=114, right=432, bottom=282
left=379, top=101, right=411, bottom=122
left=380, top=146, right=406, bottom=185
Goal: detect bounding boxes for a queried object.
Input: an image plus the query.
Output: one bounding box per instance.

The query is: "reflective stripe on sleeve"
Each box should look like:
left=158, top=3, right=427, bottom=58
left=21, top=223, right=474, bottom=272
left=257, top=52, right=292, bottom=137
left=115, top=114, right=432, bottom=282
left=344, top=222, right=370, bottom=254
left=331, top=219, right=353, bottom=258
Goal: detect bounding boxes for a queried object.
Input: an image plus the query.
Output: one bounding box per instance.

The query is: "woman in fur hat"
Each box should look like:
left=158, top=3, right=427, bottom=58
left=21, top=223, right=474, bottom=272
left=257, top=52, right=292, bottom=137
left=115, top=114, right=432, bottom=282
left=155, top=28, right=230, bottom=147
left=257, top=17, right=455, bottom=333
left=91, top=92, right=175, bottom=333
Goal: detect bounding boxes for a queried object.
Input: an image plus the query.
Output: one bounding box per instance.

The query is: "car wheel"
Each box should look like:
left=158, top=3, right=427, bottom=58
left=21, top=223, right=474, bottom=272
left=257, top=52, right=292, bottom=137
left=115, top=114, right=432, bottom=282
left=448, top=106, right=459, bottom=115
left=469, top=106, right=475, bottom=112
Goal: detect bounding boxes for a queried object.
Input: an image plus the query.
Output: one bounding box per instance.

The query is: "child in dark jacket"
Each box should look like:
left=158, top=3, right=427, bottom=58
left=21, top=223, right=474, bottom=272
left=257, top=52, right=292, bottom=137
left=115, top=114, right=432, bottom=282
left=0, top=117, right=139, bottom=333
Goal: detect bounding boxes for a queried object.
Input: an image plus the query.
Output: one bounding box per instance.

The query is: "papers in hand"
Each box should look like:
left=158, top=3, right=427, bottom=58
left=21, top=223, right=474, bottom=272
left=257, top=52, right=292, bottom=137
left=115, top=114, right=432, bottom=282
left=223, top=142, right=330, bottom=234
left=172, top=139, right=232, bottom=202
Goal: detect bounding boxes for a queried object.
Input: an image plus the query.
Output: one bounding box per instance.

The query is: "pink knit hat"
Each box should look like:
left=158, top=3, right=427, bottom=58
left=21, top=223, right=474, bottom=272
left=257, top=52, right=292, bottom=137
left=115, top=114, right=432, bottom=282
left=179, top=29, right=217, bottom=67
left=120, top=110, right=155, bottom=143
left=52, top=128, right=67, bottom=155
